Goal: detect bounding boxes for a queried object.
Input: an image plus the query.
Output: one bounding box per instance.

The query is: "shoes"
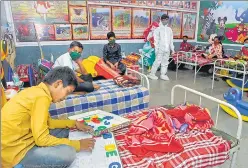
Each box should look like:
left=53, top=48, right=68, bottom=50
left=147, top=73, right=158, bottom=80
left=160, top=75, right=170, bottom=81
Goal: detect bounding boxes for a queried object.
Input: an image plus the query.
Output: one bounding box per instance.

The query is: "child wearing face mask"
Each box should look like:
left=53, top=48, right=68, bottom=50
left=147, top=14, right=175, bottom=81
left=53, top=41, right=100, bottom=93
left=202, top=36, right=223, bottom=59
left=103, top=32, right=126, bottom=75
left=180, top=36, right=194, bottom=52
left=240, top=38, right=248, bottom=56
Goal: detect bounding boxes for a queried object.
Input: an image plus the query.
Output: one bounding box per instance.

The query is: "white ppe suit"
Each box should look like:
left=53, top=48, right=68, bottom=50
left=150, top=22, right=175, bottom=76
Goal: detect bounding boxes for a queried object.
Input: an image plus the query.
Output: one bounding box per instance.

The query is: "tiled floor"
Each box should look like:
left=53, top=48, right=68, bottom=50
left=147, top=68, right=248, bottom=168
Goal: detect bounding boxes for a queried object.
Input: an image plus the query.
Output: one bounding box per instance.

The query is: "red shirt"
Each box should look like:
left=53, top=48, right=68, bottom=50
left=180, top=42, right=193, bottom=52
left=241, top=46, right=248, bottom=56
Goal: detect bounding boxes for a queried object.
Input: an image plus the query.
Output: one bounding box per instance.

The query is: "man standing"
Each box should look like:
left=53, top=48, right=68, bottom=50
left=147, top=14, right=175, bottom=81
left=103, top=32, right=126, bottom=75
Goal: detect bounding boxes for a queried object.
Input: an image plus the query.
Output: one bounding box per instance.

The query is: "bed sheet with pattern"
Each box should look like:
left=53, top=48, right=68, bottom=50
left=172, top=51, right=214, bottom=66
left=49, top=80, right=149, bottom=119
left=114, top=106, right=231, bottom=168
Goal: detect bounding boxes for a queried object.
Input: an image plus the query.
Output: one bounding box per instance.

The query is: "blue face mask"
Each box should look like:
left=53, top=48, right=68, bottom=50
left=244, top=43, right=248, bottom=48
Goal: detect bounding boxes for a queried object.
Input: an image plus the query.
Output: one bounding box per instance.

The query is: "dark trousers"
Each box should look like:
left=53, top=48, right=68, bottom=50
left=105, top=60, right=126, bottom=75
left=74, top=74, right=94, bottom=92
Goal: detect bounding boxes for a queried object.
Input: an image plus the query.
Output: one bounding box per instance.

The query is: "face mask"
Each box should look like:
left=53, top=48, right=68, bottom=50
left=109, top=39, right=115, bottom=44
left=162, top=21, right=168, bottom=25
left=183, top=40, right=187, bottom=43
left=244, top=43, right=248, bottom=47
left=70, top=51, right=81, bottom=60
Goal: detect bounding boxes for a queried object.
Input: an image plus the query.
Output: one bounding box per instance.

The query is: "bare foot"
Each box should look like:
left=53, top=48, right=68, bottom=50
left=94, top=84, right=100, bottom=90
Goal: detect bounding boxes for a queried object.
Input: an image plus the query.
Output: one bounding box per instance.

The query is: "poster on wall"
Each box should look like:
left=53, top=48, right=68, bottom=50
left=197, top=1, right=248, bottom=44
left=191, top=1, right=197, bottom=11
left=89, top=6, right=111, bottom=40
left=162, top=1, right=170, bottom=7
left=55, top=24, right=72, bottom=40
left=155, top=1, right=163, bottom=7
left=11, top=1, right=69, bottom=23
left=138, top=1, right=147, bottom=6
left=182, top=13, right=196, bottom=39
left=120, top=0, right=130, bottom=4
left=68, top=1, right=87, bottom=6
left=72, top=24, right=89, bottom=40
left=132, top=8, right=150, bottom=39
left=151, top=9, right=167, bottom=23
left=112, top=7, right=132, bottom=39
left=168, top=11, right=182, bottom=38
left=147, top=0, right=156, bottom=7
left=14, top=22, right=36, bottom=42
left=184, top=1, right=191, bottom=9
left=69, top=6, right=87, bottom=23
left=34, top=24, right=55, bottom=41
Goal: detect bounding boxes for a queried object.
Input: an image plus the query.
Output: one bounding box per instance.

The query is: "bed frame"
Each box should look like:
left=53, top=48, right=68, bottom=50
left=126, top=67, right=150, bottom=91
left=175, top=51, right=214, bottom=83
left=171, top=85, right=242, bottom=168
left=212, top=49, right=247, bottom=97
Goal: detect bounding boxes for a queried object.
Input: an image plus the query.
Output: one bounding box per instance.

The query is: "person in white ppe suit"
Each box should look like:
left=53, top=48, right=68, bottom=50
left=147, top=14, right=175, bottom=81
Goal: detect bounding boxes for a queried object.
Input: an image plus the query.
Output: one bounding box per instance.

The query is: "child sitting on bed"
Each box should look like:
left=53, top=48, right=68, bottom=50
left=1, top=67, right=95, bottom=168
left=180, top=36, right=195, bottom=52
left=202, top=36, right=223, bottom=59
left=239, top=38, right=248, bottom=57
left=53, top=41, right=100, bottom=93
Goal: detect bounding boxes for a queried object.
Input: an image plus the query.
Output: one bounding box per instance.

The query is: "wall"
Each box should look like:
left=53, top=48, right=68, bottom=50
left=15, top=42, right=184, bottom=65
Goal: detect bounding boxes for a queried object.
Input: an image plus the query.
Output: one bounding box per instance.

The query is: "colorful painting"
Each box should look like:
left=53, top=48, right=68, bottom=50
left=155, top=1, right=163, bottom=7
left=151, top=10, right=167, bottom=23
left=191, top=1, right=197, bottom=10
left=11, top=1, right=69, bottom=23
left=68, top=1, right=87, bottom=6
left=112, top=7, right=131, bottom=39
left=162, top=1, right=170, bottom=7
left=55, top=24, right=72, bottom=40
left=168, top=11, right=182, bottom=38
left=182, top=13, right=197, bottom=39
left=90, top=6, right=111, bottom=40
left=147, top=0, right=156, bottom=7
left=34, top=24, right=55, bottom=41
left=184, top=1, right=191, bottom=9
left=132, top=8, right=150, bottom=39
left=15, top=22, right=36, bottom=42
left=120, top=0, right=130, bottom=4
left=69, top=6, right=87, bottom=23
left=72, top=24, right=89, bottom=40
left=138, top=1, right=147, bottom=6
left=197, top=1, right=248, bottom=44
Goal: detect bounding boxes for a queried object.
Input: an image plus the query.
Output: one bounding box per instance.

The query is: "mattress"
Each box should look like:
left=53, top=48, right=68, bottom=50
left=49, top=79, right=149, bottom=119
left=114, top=106, right=236, bottom=168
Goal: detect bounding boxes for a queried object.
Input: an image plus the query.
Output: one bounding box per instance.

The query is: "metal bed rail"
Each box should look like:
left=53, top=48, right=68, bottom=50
left=212, top=59, right=247, bottom=97
left=126, top=68, right=150, bottom=91
left=171, top=84, right=242, bottom=168
left=176, top=51, right=209, bottom=83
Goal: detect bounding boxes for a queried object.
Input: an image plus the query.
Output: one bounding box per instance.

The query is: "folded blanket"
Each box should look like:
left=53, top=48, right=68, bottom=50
left=114, top=75, right=141, bottom=87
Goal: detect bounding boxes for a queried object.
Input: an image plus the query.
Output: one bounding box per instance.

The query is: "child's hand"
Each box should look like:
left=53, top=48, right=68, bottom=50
left=79, top=138, right=96, bottom=151
left=75, top=121, right=94, bottom=133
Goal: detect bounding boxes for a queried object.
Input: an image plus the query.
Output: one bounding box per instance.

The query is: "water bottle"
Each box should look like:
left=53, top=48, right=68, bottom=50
left=12, top=72, right=22, bottom=87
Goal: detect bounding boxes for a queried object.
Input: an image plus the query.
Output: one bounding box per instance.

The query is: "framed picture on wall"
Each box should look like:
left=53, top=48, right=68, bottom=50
left=14, top=22, right=36, bottom=42
left=182, top=13, right=197, bottom=39
left=162, top=1, right=170, bottom=7
left=155, top=0, right=163, bottom=7
left=191, top=1, right=197, bottom=11
left=168, top=11, right=183, bottom=39
left=132, top=8, right=150, bottom=39
left=69, top=6, right=87, bottom=23
left=151, top=9, right=167, bottom=23
left=72, top=24, right=89, bottom=40
left=112, top=7, right=132, bottom=39
left=138, top=1, right=147, bottom=6
left=89, top=5, right=111, bottom=40
left=120, top=0, right=130, bottom=4
left=184, top=1, right=191, bottom=9
left=147, top=0, right=156, bottom=7
left=54, top=24, right=72, bottom=40
left=68, top=1, right=87, bottom=6
left=34, top=24, right=55, bottom=41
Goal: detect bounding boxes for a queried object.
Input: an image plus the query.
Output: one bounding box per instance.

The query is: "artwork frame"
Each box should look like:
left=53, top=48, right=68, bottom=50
left=72, top=24, right=89, bottom=40
left=89, top=5, right=111, bottom=40
left=168, top=11, right=183, bottom=39
left=151, top=9, right=167, bottom=23
left=14, top=22, right=36, bottom=42
left=68, top=1, right=87, bottom=6
left=34, top=24, right=55, bottom=41
left=69, top=6, right=87, bottom=24
left=54, top=24, right=72, bottom=40
left=112, top=7, right=132, bottom=39
left=182, top=13, right=197, bottom=39
left=132, top=8, right=151, bottom=39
